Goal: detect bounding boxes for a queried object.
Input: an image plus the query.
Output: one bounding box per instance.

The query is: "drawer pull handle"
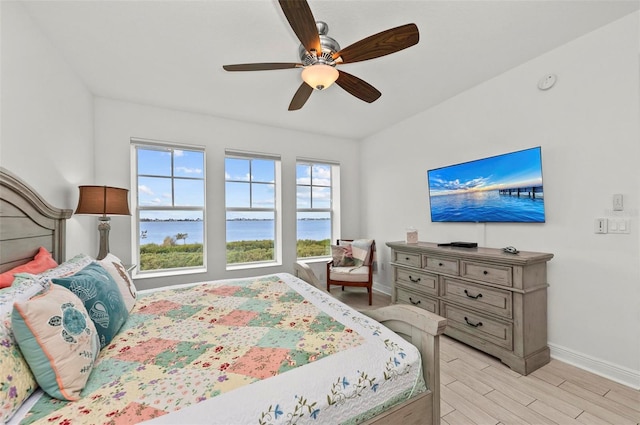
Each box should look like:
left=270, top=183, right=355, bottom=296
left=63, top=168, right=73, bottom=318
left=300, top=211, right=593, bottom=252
left=438, top=262, right=444, bottom=267
left=409, top=276, right=421, bottom=283
left=464, top=289, right=483, bottom=300
left=464, top=317, right=483, bottom=328
left=405, top=257, right=411, bottom=261
left=409, top=297, right=421, bottom=305
left=483, top=270, right=489, bottom=275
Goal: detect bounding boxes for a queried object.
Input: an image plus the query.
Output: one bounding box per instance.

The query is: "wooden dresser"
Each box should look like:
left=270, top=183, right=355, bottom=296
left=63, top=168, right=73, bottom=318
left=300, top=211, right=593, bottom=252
left=386, top=241, right=553, bottom=375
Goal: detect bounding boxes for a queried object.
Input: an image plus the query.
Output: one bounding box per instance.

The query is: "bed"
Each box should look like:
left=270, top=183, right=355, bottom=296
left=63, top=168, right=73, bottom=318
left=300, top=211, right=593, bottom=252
left=0, top=167, right=446, bottom=425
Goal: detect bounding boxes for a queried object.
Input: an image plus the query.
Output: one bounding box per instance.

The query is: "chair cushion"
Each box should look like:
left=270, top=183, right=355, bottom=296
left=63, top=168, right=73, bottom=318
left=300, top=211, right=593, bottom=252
left=329, top=266, right=370, bottom=283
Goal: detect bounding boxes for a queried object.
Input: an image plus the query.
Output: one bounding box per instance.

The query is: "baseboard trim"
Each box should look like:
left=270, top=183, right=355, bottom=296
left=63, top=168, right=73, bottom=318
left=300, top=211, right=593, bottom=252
left=549, top=343, right=640, bottom=390
left=372, top=282, right=392, bottom=297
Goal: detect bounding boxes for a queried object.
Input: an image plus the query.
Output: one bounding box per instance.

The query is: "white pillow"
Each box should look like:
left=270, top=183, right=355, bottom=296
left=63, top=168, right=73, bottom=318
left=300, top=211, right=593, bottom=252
left=98, top=254, right=137, bottom=312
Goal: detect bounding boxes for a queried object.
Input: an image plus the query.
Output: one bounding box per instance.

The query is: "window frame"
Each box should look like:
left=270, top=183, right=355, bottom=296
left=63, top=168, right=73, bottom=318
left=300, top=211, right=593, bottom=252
left=296, top=159, right=341, bottom=261
left=130, top=138, right=207, bottom=279
left=225, top=149, right=282, bottom=270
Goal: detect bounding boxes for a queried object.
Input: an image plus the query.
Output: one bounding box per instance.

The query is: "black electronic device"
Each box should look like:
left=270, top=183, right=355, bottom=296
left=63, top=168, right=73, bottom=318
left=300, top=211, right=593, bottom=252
left=437, top=242, right=478, bottom=248
left=451, top=241, right=478, bottom=248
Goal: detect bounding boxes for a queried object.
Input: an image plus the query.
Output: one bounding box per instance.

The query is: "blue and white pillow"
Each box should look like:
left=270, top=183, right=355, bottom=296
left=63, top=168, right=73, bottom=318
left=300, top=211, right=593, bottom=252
left=11, top=284, right=100, bottom=401
left=52, top=262, right=128, bottom=349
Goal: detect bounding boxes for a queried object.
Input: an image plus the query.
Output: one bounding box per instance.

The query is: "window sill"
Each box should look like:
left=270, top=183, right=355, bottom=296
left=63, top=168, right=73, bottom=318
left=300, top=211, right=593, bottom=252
left=226, top=261, right=282, bottom=272
left=132, top=267, right=207, bottom=280
left=296, top=257, right=331, bottom=264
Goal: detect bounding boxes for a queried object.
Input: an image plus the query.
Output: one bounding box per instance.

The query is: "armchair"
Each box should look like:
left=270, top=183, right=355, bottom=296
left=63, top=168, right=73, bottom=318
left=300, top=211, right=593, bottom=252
left=326, top=239, right=375, bottom=305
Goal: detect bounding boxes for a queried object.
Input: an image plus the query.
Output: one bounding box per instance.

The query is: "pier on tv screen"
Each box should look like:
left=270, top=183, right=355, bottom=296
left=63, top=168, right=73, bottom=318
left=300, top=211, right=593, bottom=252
left=427, top=147, right=545, bottom=223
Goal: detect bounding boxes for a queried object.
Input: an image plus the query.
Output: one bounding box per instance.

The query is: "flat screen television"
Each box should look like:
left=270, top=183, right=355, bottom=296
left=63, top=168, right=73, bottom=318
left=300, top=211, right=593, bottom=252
left=427, top=147, right=545, bottom=223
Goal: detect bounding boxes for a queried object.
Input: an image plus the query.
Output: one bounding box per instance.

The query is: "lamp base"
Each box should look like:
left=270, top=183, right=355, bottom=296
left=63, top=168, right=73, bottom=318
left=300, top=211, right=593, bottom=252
left=97, top=216, right=111, bottom=260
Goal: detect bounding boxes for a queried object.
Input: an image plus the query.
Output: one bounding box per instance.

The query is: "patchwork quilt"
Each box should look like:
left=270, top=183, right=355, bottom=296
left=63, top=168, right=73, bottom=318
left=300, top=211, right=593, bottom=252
left=17, top=273, right=425, bottom=424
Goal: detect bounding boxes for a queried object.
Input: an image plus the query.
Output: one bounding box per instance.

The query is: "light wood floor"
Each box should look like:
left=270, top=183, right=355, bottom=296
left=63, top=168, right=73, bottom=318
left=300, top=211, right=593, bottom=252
left=326, top=287, right=640, bottom=425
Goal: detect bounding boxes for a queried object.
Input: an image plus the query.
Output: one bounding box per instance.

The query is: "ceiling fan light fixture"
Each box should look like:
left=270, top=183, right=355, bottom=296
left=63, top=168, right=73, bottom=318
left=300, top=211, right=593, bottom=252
left=301, top=64, right=339, bottom=90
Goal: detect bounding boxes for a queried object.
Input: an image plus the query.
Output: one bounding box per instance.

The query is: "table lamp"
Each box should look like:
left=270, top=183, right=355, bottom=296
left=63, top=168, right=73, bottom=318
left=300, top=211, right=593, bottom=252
left=75, top=185, right=130, bottom=260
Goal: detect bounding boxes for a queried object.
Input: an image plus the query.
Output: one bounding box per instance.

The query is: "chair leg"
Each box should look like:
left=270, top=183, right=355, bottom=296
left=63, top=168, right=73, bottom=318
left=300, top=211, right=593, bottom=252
left=368, top=286, right=372, bottom=305
left=341, top=286, right=345, bottom=291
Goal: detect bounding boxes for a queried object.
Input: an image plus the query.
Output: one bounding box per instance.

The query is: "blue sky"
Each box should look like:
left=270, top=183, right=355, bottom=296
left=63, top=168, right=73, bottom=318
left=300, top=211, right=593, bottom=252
left=427, top=147, right=543, bottom=196
left=296, top=163, right=331, bottom=210
left=138, top=151, right=333, bottom=220
left=138, top=148, right=204, bottom=220
left=225, top=157, right=274, bottom=210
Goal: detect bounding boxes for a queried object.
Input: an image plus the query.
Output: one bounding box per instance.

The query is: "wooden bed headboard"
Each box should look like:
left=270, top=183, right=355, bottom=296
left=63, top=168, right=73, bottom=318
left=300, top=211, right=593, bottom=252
left=0, top=167, right=72, bottom=272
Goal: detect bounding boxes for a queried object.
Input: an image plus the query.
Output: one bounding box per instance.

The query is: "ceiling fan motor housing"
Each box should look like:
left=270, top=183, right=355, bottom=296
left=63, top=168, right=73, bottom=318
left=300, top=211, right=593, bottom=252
left=298, top=21, right=340, bottom=66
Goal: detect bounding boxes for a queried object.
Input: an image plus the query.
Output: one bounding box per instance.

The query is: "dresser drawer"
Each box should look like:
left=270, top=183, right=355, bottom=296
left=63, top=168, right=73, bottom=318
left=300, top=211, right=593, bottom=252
left=461, top=261, right=513, bottom=287
left=441, top=302, right=513, bottom=350
left=396, top=287, right=438, bottom=314
left=440, top=277, right=512, bottom=319
left=423, top=255, right=459, bottom=275
left=393, top=251, right=422, bottom=268
left=395, top=268, right=438, bottom=296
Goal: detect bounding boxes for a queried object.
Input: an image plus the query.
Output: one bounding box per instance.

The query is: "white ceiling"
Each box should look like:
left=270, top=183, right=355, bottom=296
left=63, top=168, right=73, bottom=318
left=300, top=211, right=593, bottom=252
left=20, top=0, right=639, bottom=140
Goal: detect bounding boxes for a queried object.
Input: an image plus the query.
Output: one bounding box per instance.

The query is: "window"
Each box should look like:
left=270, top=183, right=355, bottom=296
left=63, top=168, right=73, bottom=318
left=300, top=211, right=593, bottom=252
left=133, top=141, right=205, bottom=274
left=225, top=150, right=280, bottom=266
left=296, top=161, right=339, bottom=258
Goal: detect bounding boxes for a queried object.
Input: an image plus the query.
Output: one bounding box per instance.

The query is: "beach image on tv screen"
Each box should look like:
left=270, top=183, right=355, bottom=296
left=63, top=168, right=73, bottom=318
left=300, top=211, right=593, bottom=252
left=427, top=147, right=545, bottom=223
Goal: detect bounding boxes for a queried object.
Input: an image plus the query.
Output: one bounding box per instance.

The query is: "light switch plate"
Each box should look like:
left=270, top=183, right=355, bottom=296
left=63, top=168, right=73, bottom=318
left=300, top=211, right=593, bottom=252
left=613, top=194, right=623, bottom=211
left=594, top=218, right=607, bottom=234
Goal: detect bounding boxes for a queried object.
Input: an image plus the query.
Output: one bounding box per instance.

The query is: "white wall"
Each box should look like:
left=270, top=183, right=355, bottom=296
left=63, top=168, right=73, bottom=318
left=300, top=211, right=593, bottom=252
left=0, top=2, right=95, bottom=258
left=362, top=12, right=640, bottom=387
left=93, top=98, right=362, bottom=290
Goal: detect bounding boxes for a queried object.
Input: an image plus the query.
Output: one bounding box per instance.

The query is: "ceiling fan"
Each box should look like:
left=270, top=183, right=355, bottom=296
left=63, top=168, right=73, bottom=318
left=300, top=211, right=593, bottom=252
left=222, top=0, right=419, bottom=111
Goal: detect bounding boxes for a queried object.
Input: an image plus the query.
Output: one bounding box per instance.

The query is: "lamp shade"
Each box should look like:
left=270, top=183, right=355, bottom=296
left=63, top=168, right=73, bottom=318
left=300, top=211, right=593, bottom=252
left=301, top=64, right=339, bottom=90
left=75, top=186, right=130, bottom=216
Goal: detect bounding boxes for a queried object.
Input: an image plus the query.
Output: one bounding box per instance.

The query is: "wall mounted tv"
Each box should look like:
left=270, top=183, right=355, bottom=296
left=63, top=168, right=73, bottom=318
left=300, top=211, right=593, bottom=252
left=427, top=147, right=545, bottom=223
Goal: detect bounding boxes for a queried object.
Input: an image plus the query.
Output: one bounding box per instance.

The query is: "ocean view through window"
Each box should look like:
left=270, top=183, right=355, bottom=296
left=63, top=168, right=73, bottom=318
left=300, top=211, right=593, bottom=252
left=296, top=161, right=337, bottom=258
left=133, top=141, right=206, bottom=273
left=225, top=151, right=281, bottom=266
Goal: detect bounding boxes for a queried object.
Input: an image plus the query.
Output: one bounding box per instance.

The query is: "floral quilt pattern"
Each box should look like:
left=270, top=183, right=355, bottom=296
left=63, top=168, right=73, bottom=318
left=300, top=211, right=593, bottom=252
left=19, top=275, right=368, bottom=424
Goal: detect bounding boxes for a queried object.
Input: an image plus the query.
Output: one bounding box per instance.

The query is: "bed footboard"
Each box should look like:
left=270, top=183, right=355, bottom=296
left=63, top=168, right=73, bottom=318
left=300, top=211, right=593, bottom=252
left=362, top=305, right=446, bottom=425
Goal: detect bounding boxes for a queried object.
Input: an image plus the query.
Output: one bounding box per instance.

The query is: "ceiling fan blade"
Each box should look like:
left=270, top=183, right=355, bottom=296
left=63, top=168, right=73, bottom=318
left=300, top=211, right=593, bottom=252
left=278, top=0, right=321, bottom=54
left=288, top=82, right=314, bottom=111
left=333, top=23, right=419, bottom=64
left=335, top=71, right=381, bottom=103
left=223, top=63, right=302, bottom=72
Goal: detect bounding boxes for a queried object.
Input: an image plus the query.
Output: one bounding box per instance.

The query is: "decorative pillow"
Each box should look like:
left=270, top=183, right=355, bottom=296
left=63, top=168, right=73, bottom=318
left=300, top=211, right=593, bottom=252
left=0, top=275, right=43, bottom=423
left=331, top=244, right=356, bottom=267
left=349, top=239, right=374, bottom=267
left=11, top=284, right=100, bottom=401
left=52, top=263, right=128, bottom=349
left=15, top=253, right=93, bottom=288
left=0, top=275, right=46, bottom=319
left=98, top=254, right=137, bottom=312
left=0, top=247, right=57, bottom=288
